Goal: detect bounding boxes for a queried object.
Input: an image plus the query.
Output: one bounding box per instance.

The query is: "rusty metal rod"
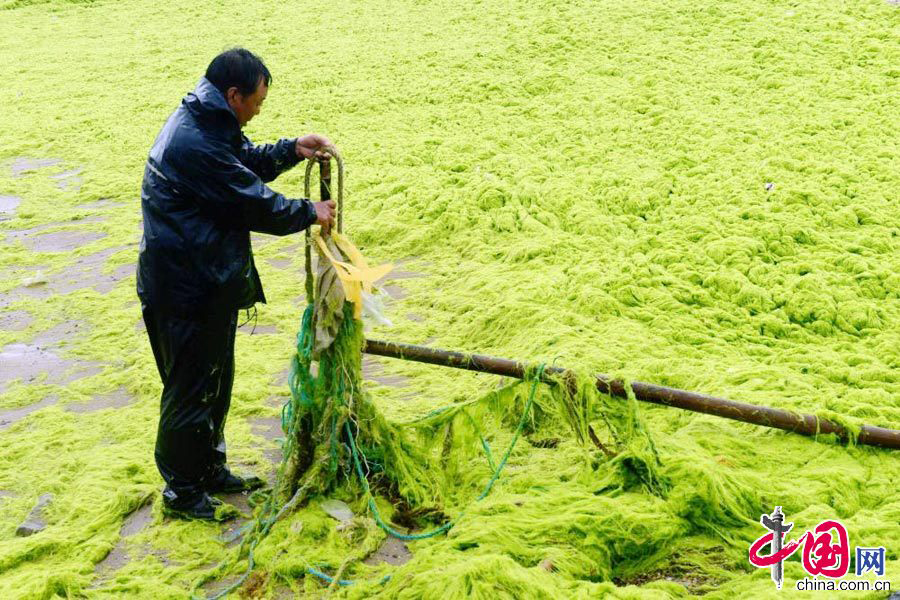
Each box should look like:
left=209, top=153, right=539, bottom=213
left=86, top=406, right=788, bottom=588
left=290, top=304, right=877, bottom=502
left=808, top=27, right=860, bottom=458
left=362, top=338, right=900, bottom=450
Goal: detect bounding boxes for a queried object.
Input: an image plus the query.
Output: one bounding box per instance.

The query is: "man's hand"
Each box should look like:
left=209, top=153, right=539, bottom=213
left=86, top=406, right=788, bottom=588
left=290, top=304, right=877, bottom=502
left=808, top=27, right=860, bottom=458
left=314, top=199, right=336, bottom=235
left=296, top=134, right=334, bottom=161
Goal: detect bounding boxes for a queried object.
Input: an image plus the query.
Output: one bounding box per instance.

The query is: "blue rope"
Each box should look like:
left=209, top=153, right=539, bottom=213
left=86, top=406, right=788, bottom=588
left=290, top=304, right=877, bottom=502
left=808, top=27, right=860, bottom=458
left=345, top=364, right=546, bottom=541
left=305, top=567, right=392, bottom=587
left=281, top=306, right=315, bottom=433
left=205, top=305, right=546, bottom=596
left=305, top=566, right=355, bottom=586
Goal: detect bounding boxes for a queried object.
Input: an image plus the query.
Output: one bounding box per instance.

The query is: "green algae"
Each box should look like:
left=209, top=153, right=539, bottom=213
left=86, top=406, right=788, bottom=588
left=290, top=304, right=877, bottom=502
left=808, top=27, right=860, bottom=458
left=0, top=0, right=898, bottom=598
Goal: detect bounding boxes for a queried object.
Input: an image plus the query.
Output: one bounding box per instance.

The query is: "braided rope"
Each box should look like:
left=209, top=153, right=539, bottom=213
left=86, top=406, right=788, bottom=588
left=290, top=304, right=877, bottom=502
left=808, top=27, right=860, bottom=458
left=303, top=147, right=343, bottom=300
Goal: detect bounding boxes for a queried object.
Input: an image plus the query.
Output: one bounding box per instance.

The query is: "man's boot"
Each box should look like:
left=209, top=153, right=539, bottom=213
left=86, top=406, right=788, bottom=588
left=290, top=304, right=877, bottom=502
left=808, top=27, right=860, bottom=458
left=206, top=468, right=266, bottom=494
left=162, top=491, right=232, bottom=521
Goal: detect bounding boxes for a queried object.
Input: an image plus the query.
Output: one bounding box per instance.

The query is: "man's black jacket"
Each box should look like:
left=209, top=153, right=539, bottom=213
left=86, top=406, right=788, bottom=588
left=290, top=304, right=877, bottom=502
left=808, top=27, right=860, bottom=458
left=137, top=77, right=317, bottom=315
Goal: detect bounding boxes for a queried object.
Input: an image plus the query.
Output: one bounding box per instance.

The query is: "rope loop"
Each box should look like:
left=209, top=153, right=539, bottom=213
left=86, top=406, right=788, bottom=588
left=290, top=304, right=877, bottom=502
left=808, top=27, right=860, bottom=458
left=303, top=147, right=344, bottom=300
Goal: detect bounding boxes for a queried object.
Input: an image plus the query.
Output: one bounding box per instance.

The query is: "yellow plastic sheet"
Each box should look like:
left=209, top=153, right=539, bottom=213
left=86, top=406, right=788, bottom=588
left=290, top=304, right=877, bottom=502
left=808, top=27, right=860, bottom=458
left=314, top=232, right=393, bottom=319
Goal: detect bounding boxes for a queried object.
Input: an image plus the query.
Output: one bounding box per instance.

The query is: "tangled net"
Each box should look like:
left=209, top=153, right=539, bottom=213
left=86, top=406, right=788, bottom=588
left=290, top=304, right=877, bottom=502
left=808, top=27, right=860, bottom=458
left=196, top=154, right=667, bottom=597
left=196, top=230, right=667, bottom=598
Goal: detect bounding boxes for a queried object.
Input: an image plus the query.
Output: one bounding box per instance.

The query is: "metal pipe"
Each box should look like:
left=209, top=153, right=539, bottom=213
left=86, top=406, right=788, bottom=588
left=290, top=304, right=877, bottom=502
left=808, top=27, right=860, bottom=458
left=362, top=338, right=900, bottom=450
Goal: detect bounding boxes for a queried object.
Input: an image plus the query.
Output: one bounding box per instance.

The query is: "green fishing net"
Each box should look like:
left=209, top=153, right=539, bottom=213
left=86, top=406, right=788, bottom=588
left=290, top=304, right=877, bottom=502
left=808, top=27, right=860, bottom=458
left=196, top=233, right=670, bottom=597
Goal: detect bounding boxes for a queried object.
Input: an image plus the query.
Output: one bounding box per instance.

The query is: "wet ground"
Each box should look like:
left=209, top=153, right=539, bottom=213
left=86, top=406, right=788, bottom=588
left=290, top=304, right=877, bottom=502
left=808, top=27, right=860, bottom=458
left=0, top=196, right=20, bottom=221
left=0, top=319, right=104, bottom=395
left=92, top=503, right=155, bottom=576
left=0, top=155, right=426, bottom=593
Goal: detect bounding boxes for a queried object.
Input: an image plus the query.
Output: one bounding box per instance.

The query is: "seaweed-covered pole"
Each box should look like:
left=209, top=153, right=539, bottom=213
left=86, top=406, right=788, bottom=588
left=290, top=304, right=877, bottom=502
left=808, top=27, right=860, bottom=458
left=276, top=157, right=334, bottom=506
left=362, top=338, right=900, bottom=450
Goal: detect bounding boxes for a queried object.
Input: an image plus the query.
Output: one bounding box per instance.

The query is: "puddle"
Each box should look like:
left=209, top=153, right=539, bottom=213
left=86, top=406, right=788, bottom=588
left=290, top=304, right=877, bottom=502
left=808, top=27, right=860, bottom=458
left=250, top=416, right=283, bottom=443
left=0, top=310, right=33, bottom=331
left=93, top=543, right=131, bottom=576
left=0, top=266, right=47, bottom=308
left=93, top=503, right=154, bottom=577
left=266, top=257, right=293, bottom=270
left=0, top=343, right=103, bottom=393
left=362, top=356, right=411, bottom=388
left=1, top=216, right=105, bottom=241
left=363, top=536, right=413, bottom=566
left=201, top=575, right=243, bottom=597
left=271, top=367, right=291, bottom=387
left=30, top=319, right=88, bottom=347
left=0, top=195, right=21, bottom=219
left=10, top=157, right=62, bottom=177
left=250, top=233, right=274, bottom=247
left=216, top=491, right=255, bottom=548
left=250, top=416, right=284, bottom=481
left=0, top=321, right=104, bottom=394
left=5, top=246, right=133, bottom=298
left=75, top=198, right=126, bottom=211
left=51, top=168, right=83, bottom=192
left=266, top=395, right=286, bottom=409
left=120, top=504, right=153, bottom=537
left=23, top=230, right=107, bottom=253
left=66, top=386, right=136, bottom=413
left=93, top=543, right=177, bottom=586
left=0, top=395, right=59, bottom=430
left=380, top=263, right=427, bottom=301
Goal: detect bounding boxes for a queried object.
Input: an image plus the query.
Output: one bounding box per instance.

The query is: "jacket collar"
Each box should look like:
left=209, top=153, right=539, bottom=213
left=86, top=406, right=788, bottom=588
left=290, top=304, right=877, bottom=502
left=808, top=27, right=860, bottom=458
left=183, top=77, right=241, bottom=138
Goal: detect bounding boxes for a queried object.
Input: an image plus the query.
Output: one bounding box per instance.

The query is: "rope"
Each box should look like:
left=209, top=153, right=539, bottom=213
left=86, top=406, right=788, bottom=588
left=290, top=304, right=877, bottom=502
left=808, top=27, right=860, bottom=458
left=303, top=148, right=343, bottom=301
left=305, top=566, right=355, bottom=586
left=203, top=310, right=546, bottom=597
left=345, top=363, right=546, bottom=541
left=306, top=567, right=392, bottom=587
left=201, top=148, right=548, bottom=594
left=281, top=305, right=315, bottom=432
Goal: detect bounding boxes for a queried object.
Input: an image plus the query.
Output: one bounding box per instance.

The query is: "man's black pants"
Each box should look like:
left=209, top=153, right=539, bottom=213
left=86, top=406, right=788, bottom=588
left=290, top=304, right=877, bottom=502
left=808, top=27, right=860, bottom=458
left=141, top=304, right=238, bottom=507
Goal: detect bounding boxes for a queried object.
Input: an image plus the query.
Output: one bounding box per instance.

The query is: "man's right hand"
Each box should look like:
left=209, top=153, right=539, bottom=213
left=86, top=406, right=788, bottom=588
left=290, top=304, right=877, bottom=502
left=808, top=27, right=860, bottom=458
left=314, top=200, right=336, bottom=234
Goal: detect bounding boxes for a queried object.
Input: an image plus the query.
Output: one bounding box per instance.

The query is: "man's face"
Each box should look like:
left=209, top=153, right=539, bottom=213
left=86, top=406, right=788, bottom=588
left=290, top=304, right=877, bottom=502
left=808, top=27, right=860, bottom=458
left=226, top=77, right=267, bottom=128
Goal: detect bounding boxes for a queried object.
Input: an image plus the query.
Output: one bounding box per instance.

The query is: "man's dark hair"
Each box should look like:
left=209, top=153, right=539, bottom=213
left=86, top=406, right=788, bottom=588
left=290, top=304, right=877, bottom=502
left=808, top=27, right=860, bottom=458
left=205, top=48, right=272, bottom=96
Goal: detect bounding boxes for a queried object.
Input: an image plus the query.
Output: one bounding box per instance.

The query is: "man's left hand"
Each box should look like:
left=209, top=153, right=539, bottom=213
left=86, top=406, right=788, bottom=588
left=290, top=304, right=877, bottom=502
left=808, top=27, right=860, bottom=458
left=296, top=134, right=334, bottom=161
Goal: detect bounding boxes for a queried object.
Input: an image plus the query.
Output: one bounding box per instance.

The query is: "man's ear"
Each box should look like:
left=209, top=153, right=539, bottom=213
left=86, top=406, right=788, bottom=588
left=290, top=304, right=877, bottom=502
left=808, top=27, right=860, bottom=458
left=225, top=86, right=240, bottom=107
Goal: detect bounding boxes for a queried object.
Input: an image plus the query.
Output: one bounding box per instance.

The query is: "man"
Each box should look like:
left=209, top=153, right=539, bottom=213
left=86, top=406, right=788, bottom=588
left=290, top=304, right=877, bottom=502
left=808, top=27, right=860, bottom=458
left=137, top=48, right=335, bottom=520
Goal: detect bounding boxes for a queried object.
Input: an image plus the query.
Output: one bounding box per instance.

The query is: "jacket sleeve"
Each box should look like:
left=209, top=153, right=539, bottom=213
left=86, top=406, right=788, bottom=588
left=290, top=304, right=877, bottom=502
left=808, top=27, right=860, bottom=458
left=238, top=135, right=302, bottom=183
left=178, top=141, right=318, bottom=236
